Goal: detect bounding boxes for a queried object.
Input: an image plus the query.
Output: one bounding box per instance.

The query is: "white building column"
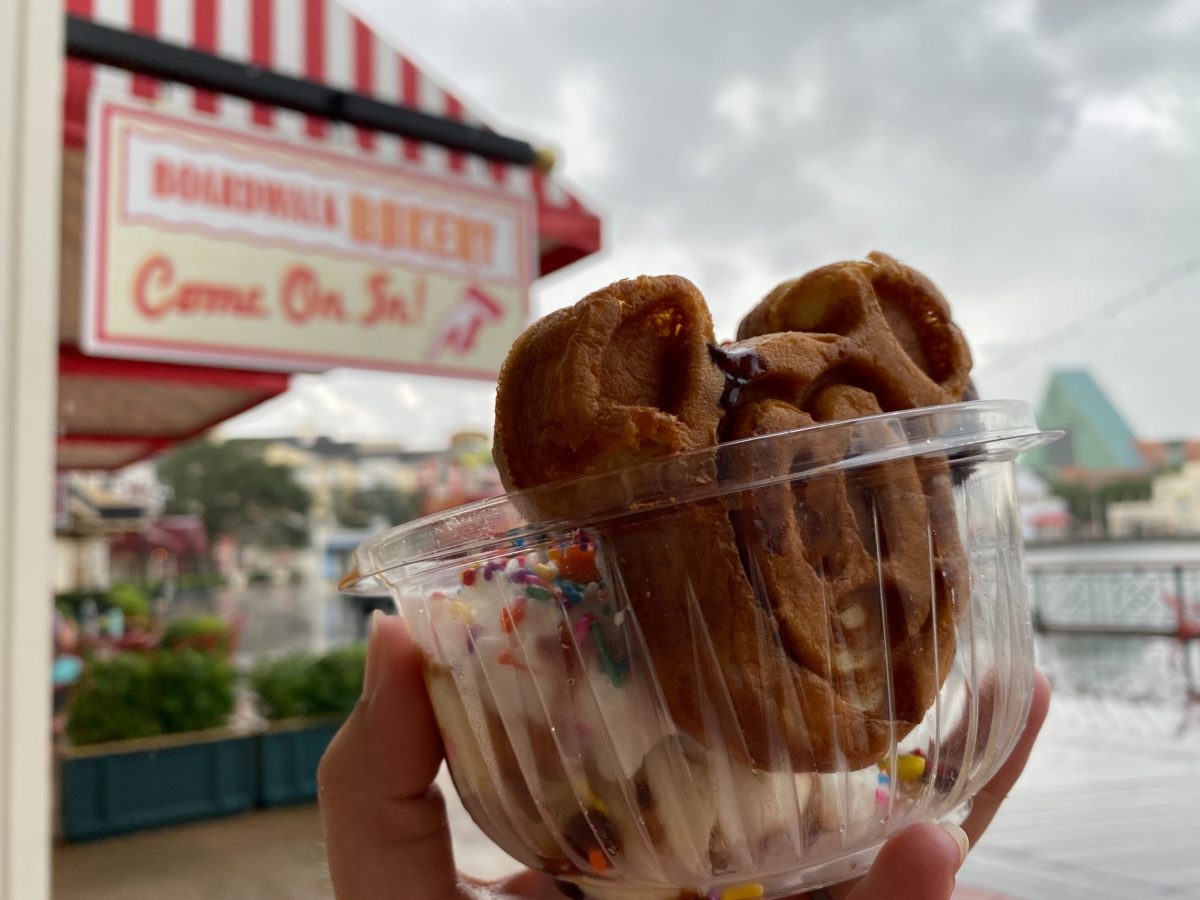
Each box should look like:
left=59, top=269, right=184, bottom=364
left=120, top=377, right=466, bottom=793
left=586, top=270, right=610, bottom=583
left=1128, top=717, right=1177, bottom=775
left=0, top=0, right=64, bottom=897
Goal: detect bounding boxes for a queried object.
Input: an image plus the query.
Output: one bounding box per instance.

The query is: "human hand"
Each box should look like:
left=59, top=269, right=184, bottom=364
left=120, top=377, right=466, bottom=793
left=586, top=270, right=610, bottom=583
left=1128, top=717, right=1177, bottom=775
left=319, top=614, right=1051, bottom=900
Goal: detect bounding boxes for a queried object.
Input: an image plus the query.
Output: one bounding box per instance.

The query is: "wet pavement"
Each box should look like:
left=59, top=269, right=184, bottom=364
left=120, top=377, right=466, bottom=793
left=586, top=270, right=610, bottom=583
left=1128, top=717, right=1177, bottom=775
left=53, top=585, right=1200, bottom=899
left=53, top=767, right=1013, bottom=899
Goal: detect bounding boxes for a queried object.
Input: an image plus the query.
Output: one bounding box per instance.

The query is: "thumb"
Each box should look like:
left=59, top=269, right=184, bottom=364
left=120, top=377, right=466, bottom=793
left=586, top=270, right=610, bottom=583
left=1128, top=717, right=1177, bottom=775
left=841, top=823, right=968, bottom=900
left=318, top=612, right=459, bottom=900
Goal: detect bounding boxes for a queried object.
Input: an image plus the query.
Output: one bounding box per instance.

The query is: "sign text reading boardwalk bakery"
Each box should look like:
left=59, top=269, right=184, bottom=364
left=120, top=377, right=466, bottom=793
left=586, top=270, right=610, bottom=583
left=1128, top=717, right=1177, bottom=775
left=82, top=98, right=535, bottom=377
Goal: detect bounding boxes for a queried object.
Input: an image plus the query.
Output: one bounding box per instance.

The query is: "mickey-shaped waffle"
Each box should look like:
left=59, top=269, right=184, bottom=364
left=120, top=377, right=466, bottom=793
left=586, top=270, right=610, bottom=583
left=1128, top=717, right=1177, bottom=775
left=493, top=252, right=973, bottom=771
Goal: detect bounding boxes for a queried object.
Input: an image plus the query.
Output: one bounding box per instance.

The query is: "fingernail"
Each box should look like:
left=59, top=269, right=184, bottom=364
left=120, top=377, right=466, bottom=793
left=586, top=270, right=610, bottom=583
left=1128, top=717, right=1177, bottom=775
left=362, top=610, right=385, bottom=698
left=940, top=823, right=970, bottom=864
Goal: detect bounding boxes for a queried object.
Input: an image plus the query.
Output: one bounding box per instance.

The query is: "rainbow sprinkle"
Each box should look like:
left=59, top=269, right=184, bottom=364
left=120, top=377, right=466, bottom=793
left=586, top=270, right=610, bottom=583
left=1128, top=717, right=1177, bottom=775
left=447, top=601, right=475, bottom=625
left=496, top=648, right=529, bottom=672
left=465, top=623, right=484, bottom=653
left=719, top=885, right=764, bottom=900
left=591, top=625, right=623, bottom=688
left=500, top=602, right=526, bottom=633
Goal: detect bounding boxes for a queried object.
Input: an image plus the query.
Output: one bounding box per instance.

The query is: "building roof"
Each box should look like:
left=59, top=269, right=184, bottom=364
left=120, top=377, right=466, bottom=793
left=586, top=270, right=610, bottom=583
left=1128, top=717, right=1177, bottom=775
left=269, top=435, right=436, bottom=463
left=62, top=0, right=600, bottom=278
left=57, top=0, right=602, bottom=472
left=1138, top=439, right=1200, bottom=469
left=1027, top=369, right=1145, bottom=475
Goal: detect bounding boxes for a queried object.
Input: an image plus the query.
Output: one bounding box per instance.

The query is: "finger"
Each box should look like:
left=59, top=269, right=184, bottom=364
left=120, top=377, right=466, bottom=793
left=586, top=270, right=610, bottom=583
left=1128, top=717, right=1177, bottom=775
left=837, top=823, right=967, bottom=900
left=493, top=869, right=564, bottom=900
left=961, top=669, right=1051, bottom=846
left=318, top=612, right=459, bottom=900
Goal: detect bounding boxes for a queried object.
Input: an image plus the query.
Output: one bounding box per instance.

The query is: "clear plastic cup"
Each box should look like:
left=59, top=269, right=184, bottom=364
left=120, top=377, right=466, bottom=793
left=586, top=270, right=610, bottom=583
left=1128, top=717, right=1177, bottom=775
left=342, top=400, right=1057, bottom=899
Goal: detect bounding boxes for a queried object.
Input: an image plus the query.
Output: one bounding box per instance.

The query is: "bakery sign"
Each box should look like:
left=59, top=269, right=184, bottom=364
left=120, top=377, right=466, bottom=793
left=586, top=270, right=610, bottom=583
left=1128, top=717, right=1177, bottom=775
left=81, top=97, right=535, bottom=378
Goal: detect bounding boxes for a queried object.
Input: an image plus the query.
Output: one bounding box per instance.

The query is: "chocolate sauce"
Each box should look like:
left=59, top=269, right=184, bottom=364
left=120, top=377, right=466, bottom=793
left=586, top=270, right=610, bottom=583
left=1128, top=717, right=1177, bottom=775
left=708, top=344, right=765, bottom=408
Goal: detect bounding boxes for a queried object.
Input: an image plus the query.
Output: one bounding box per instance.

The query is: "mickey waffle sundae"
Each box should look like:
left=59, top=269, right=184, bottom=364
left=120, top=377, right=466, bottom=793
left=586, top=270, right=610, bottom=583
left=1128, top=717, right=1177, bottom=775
left=347, top=253, right=1046, bottom=899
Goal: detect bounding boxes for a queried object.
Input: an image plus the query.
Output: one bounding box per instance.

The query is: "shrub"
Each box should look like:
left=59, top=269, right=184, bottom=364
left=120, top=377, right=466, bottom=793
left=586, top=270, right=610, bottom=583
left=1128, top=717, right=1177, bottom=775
left=66, top=653, right=160, bottom=745
left=54, top=589, right=106, bottom=620
left=153, top=650, right=237, bottom=734
left=177, top=572, right=225, bottom=591
left=249, top=654, right=311, bottom=720
left=162, top=615, right=232, bottom=655
left=306, top=645, right=367, bottom=717
left=65, top=649, right=236, bottom=746
left=251, top=644, right=366, bottom=721
left=105, top=582, right=152, bottom=619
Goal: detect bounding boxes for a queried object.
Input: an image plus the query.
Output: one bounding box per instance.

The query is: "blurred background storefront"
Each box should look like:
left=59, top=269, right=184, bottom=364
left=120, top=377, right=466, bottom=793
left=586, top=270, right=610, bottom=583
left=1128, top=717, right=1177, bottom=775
left=4, top=1, right=604, bottom=897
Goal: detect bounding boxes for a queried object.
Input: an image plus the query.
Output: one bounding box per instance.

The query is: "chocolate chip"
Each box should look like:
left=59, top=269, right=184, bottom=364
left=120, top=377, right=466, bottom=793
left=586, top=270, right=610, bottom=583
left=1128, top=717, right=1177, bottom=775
left=934, top=767, right=959, bottom=792
left=709, top=828, right=732, bottom=874
left=563, top=808, right=621, bottom=857
left=635, top=776, right=654, bottom=809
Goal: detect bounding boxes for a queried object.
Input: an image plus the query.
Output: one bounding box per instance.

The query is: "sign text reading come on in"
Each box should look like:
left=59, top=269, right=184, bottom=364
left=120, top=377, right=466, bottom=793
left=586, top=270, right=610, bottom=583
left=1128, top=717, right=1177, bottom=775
left=83, top=98, right=535, bottom=377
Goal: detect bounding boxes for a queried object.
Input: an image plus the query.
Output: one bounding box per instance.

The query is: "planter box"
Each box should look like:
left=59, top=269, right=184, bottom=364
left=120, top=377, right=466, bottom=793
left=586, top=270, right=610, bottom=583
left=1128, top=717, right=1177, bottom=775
left=60, top=727, right=257, bottom=842
left=258, top=717, right=343, bottom=807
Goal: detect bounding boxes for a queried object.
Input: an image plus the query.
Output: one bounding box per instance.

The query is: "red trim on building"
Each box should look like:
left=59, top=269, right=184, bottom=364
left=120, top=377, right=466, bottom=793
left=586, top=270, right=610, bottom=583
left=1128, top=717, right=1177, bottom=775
left=193, top=0, right=219, bottom=113
left=303, top=0, right=328, bottom=138
left=59, top=346, right=289, bottom=392
left=445, top=93, right=466, bottom=173
left=57, top=348, right=291, bottom=471
left=250, top=0, right=274, bottom=126
left=400, top=56, right=422, bottom=161
left=354, top=19, right=375, bottom=151
left=130, top=0, right=159, bottom=100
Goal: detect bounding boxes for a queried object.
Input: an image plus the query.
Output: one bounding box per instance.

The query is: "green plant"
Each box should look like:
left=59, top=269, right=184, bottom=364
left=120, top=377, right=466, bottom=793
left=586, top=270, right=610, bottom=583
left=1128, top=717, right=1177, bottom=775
left=65, top=654, right=161, bottom=745
left=54, top=589, right=107, bottom=619
left=65, top=650, right=236, bottom=746
left=153, top=650, right=237, bottom=734
left=106, top=582, right=152, bottom=619
left=162, top=615, right=232, bottom=654
left=250, top=653, right=311, bottom=720
left=177, top=572, right=225, bottom=591
left=251, top=644, right=366, bottom=721
left=306, top=645, right=367, bottom=716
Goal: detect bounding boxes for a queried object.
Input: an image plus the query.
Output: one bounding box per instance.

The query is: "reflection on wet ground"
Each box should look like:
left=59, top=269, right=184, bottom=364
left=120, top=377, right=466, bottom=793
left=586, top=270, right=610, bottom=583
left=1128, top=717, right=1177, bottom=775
left=171, top=582, right=370, bottom=665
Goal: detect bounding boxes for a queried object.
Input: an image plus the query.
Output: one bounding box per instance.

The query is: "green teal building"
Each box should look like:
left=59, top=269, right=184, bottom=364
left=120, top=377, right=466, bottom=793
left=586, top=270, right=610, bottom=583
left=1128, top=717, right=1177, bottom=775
left=1026, top=370, right=1145, bottom=476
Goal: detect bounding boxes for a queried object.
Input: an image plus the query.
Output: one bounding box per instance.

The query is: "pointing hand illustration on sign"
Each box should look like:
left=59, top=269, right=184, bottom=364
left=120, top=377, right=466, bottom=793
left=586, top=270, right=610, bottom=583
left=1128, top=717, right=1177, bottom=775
left=426, top=284, right=505, bottom=360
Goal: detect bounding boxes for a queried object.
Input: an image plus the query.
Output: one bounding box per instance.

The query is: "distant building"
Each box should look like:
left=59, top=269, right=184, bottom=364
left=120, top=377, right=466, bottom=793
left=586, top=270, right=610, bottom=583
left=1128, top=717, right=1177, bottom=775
left=1025, top=369, right=1146, bottom=481
left=1109, top=461, right=1200, bottom=537
left=260, top=432, right=501, bottom=527
left=53, top=473, right=151, bottom=591
left=1138, top=439, right=1200, bottom=470
left=250, top=433, right=502, bottom=583
left=1017, top=468, right=1072, bottom=541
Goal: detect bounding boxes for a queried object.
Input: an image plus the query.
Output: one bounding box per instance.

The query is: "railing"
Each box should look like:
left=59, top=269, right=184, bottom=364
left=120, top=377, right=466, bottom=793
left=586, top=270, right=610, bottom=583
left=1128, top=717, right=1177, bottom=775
left=1029, top=560, right=1200, bottom=697
left=1029, top=560, right=1200, bottom=638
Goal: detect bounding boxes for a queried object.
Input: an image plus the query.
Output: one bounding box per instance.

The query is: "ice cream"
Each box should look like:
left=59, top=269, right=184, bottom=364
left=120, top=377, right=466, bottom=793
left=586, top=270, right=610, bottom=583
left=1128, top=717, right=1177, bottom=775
left=389, top=253, right=995, bottom=898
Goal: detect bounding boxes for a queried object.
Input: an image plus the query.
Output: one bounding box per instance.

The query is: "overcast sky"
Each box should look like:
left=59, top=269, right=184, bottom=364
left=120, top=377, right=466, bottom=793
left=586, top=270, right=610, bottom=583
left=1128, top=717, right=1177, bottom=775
left=223, top=0, right=1200, bottom=449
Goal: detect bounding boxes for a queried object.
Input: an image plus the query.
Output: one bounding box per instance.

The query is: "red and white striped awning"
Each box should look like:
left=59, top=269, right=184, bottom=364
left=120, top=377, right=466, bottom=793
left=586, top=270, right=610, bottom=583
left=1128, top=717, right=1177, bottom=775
left=62, top=0, right=602, bottom=277
left=56, top=0, right=603, bottom=472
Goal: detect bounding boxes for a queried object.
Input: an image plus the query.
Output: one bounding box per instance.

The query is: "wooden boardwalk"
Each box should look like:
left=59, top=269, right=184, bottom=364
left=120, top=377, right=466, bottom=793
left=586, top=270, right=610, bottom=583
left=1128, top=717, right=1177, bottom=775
left=960, top=693, right=1200, bottom=898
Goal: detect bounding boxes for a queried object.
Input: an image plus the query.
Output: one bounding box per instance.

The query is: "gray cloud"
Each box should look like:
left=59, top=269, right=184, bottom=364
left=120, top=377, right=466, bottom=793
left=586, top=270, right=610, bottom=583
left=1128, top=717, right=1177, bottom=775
left=227, top=0, right=1200, bottom=445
